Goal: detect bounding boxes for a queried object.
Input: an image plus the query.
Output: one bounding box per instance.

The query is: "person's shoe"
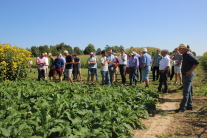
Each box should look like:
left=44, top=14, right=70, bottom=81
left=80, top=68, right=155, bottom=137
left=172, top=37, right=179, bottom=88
left=175, top=108, right=185, bottom=113
left=186, top=107, right=193, bottom=110
left=158, top=89, right=162, bottom=92
left=180, top=83, right=183, bottom=85
left=145, top=85, right=149, bottom=88
left=178, top=86, right=183, bottom=90
left=174, top=82, right=177, bottom=84
left=129, top=83, right=132, bottom=86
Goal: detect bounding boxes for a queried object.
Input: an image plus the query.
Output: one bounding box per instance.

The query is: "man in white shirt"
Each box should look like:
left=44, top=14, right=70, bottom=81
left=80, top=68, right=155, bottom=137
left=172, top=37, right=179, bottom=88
left=118, top=49, right=127, bottom=85
left=44, top=52, right=49, bottom=79
left=158, top=49, right=171, bottom=93
left=100, top=50, right=111, bottom=86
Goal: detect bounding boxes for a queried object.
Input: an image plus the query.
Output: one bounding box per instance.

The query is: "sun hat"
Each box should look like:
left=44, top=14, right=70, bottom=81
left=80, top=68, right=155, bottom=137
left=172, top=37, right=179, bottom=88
left=63, top=50, right=68, bottom=54
left=178, top=44, right=188, bottom=49
left=142, top=48, right=147, bottom=52
left=48, top=53, right=52, bottom=56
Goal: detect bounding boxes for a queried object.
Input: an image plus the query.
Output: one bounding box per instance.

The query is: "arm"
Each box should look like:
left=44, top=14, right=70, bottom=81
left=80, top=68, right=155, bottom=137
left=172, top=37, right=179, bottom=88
left=161, top=66, right=170, bottom=73
left=186, top=64, right=198, bottom=76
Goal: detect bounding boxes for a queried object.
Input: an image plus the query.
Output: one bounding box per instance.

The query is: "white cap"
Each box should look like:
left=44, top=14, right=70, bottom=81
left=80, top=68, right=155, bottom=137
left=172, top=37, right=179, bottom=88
left=63, top=50, right=68, bottom=54
left=90, top=52, right=94, bottom=55
left=142, top=48, right=147, bottom=52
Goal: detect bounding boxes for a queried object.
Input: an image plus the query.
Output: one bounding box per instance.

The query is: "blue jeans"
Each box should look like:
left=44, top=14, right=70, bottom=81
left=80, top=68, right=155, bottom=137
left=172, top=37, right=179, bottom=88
left=38, top=69, right=45, bottom=81
left=129, top=67, right=138, bottom=84
left=180, top=72, right=194, bottom=109
left=101, top=71, right=111, bottom=86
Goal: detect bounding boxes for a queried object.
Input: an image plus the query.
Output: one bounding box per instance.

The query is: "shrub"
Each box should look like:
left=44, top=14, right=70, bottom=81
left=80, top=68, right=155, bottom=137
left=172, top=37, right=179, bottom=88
left=0, top=43, right=31, bottom=81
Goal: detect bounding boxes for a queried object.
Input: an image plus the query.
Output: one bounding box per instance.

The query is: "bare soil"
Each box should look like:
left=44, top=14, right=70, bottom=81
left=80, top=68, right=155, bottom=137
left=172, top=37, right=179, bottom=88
left=134, top=91, right=207, bottom=138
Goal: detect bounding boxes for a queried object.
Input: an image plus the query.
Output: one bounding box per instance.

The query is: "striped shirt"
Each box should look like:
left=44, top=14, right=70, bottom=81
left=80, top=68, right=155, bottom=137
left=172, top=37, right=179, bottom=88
left=153, top=54, right=162, bottom=67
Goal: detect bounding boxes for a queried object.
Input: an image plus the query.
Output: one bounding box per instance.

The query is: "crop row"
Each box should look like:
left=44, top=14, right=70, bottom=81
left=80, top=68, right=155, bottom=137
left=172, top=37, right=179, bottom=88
left=0, top=81, right=158, bottom=137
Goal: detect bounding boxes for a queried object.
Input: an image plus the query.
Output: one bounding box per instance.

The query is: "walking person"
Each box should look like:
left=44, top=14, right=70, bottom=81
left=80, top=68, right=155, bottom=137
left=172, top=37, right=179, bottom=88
left=64, top=50, right=74, bottom=83
left=152, top=49, right=162, bottom=81
left=48, top=53, right=55, bottom=81
left=158, top=50, right=171, bottom=93
left=87, top=52, right=97, bottom=84
left=100, top=50, right=111, bottom=86
left=175, top=44, right=199, bottom=113
left=171, top=48, right=183, bottom=85
left=129, top=52, right=139, bottom=86
left=53, top=53, right=65, bottom=82
left=119, top=49, right=127, bottom=85
left=140, top=48, right=152, bottom=87
left=36, top=53, right=46, bottom=81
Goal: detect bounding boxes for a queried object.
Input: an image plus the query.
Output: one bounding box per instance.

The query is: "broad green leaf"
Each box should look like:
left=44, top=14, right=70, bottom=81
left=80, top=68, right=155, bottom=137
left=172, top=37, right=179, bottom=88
left=0, top=128, right=10, bottom=137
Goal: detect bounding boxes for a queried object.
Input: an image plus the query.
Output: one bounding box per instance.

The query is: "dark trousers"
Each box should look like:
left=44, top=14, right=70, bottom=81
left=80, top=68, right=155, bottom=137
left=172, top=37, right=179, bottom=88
left=129, top=67, right=138, bottom=84
left=38, top=69, right=45, bottom=81
left=170, top=66, right=174, bottom=80
left=108, top=66, right=115, bottom=83
left=152, top=66, right=159, bottom=81
left=158, top=70, right=169, bottom=92
left=119, top=65, right=126, bottom=84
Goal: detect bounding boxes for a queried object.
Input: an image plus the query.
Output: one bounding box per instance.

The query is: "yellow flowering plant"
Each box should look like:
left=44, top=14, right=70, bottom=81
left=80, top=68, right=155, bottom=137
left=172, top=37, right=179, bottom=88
left=0, top=43, right=31, bottom=81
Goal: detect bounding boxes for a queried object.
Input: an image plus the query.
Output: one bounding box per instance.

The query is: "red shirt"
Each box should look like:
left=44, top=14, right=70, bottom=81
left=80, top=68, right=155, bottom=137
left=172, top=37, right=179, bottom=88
left=114, top=57, right=119, bottom=68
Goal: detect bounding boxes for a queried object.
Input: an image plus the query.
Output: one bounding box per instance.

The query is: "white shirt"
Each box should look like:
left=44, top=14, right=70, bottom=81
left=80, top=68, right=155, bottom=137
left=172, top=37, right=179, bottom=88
left=118, top=54, right=127, bottom=65
left=45, top=57, right=49, bottom=66
left=100, top=56, right=108, bottom=71
left=159, top=56, right=170, bottom=70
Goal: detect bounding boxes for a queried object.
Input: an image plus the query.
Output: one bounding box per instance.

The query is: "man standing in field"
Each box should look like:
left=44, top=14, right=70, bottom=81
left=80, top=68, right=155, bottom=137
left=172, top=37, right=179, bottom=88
left=53, top=53, right=65, bottom=82
left=119, top=49, right=127, bottom=85
left=158, top=50, right=170, bottom=93
left=44, top=52, right=49, bottom=80
left=74, top=53, right=82, bottom=82
left=129, top=52, right=139, bottom=86
left=64, top=50, right=74, bottom=83
left=107, top=50, right=116, bottom=84
left=175, top=44, right=199, bottom=113
left=48, top=53, right=55, bottom=81
left=100, top=50, right=111, bottom=86
left=36, top=53, right=46, bottom=81
left=140, top=48, right=152, bottom=88
left=152, top=49, right=162, bottom=81
left=112, top=53, right=119, bottom=82
left=28, top=59, right=33, bottom=72
left=87, top=52, right=97, bottom=84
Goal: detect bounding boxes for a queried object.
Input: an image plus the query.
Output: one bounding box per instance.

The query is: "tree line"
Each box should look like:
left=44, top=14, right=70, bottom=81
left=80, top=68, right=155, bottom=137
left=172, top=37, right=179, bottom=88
left=27, top=43, right=124, bottom=57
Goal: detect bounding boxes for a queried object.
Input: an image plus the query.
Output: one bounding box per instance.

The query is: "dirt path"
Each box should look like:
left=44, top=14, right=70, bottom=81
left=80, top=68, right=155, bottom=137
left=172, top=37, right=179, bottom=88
left=134, top=94, right=181, bottom=138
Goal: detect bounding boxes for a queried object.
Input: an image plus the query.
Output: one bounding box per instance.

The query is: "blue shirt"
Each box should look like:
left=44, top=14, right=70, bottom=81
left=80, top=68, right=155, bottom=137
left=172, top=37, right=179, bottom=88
left=88, top=57, right=97, bottom=68
left=129, top=56, right=139, bottom=68
left=140, top=53, right=152, bottom=68
left=54, top=58, right=64, bottom=69
left=107, top=54, right=116, bottom=66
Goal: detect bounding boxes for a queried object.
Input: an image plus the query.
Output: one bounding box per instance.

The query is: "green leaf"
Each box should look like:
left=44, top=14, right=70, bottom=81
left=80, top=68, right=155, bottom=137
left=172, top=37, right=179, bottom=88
left=0, top=128, right=10, bottom=137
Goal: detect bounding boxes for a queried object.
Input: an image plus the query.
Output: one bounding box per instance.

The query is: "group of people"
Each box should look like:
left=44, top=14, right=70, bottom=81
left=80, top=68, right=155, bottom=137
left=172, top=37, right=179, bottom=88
left=35, top=43, right=199, bottom=113
left=36, top=51, right=82, bottom=82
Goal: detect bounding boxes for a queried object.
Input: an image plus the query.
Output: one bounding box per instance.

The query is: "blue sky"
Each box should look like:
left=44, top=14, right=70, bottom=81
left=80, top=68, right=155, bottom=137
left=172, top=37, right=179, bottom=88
left=0, top=0, right=207, bottom=56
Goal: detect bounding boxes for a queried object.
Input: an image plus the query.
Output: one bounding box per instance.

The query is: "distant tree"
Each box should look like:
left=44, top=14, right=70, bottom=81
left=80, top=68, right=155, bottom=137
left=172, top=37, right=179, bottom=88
left=56, top=43, right=73, bottom=54
left=96, top=48, right=101, bottom=55
left=192, top=51, right=196, bottom=57
left=74, top=47, right=83, bottom=55
left=203, top=52, right=207, bottom=56
left=83, top=43, right=96, bottom=54
left=39, top=45, right=49, bottom=54
left=105, top=45, right=124, bottom=53
left=31, top=46, right=40, bottom=57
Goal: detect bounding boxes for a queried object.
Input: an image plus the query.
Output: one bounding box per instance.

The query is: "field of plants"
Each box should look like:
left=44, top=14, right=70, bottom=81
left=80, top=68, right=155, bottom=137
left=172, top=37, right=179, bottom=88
left=0, top=81, right=158, bottom=137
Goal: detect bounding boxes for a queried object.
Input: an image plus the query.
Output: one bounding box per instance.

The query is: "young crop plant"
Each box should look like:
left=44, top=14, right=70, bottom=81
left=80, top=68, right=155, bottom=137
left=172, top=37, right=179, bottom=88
left=0, top=80, right=159, bottom=137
